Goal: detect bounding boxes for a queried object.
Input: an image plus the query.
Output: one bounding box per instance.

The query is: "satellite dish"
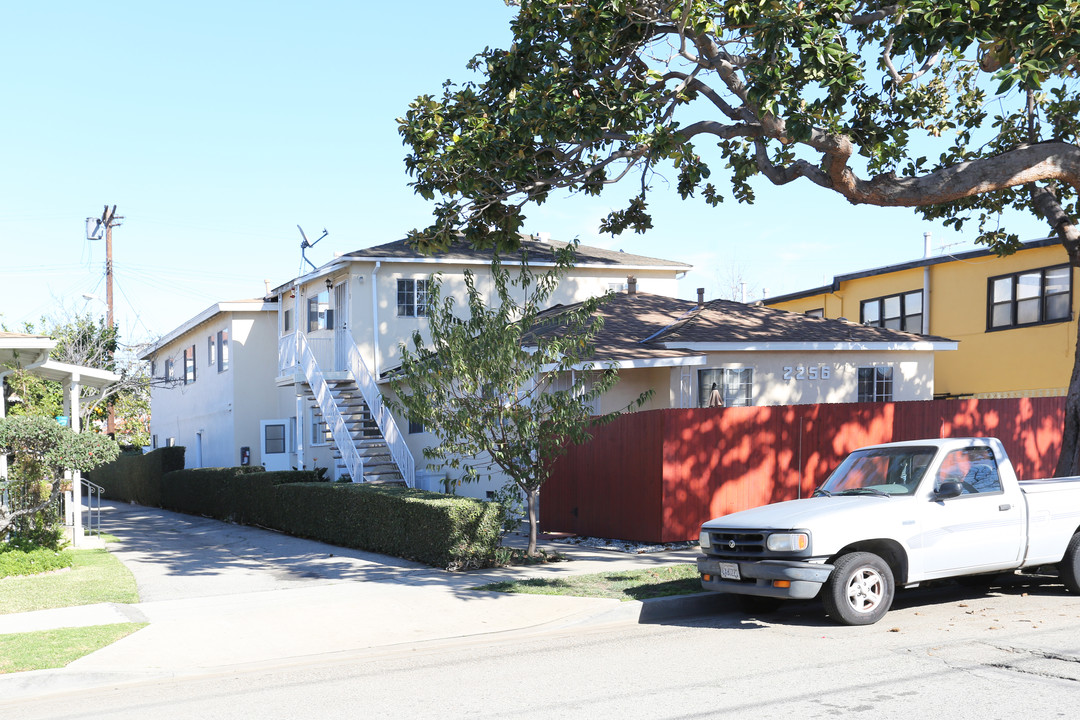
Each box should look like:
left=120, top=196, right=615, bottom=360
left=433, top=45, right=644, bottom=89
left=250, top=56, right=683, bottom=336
left=86, top=217, right=104, bottom=241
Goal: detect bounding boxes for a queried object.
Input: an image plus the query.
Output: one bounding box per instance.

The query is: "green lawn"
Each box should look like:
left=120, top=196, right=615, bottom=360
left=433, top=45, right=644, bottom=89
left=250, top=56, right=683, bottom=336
left=473, top=563, right=702, bottom=601
left=0, top=548, right=139, bottom=615
left=0, top=623, right=146, bottom=674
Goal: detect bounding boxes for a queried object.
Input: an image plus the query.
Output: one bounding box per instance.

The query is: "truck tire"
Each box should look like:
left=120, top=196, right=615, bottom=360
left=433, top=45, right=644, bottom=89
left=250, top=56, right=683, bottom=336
left=1059, top=533, right=1080, bottom=595
left=822, top=552, right=895, bottom=626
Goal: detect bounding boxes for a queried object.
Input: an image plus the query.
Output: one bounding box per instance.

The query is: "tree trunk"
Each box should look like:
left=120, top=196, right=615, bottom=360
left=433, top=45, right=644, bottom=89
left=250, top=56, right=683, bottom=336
left=526, top=488, right=540, bottom=556
left=1056, top=289, right=1080, bottom=477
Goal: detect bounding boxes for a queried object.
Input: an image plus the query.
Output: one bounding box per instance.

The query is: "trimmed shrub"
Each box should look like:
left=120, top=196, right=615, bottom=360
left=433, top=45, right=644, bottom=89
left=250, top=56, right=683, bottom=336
left=89, top=452, right=502, bottom=569
left=90, top=446, right=185, bottom=506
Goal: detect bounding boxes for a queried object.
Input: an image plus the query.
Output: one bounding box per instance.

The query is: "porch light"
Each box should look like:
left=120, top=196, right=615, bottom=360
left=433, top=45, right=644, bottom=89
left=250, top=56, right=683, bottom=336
left=325, top=277, right=333, bottom=291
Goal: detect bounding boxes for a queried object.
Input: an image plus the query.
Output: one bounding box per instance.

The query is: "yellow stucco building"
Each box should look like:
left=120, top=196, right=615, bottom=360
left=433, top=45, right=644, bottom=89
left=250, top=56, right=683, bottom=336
left=765, top=238, right=1076, bottom=399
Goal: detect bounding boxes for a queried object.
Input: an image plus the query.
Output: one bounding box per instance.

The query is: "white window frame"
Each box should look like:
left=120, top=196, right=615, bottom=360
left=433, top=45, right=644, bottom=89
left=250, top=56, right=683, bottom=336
left=397, top=278, right=428, bottom=317
left=857, top=366, right=893, bottom=402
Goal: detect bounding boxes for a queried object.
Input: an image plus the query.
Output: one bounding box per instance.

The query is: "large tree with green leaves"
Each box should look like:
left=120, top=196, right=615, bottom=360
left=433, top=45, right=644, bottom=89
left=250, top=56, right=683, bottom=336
left=0, top=415, right=120, bottom=548
left=388, top=245, right=650, bottom=555
left=399, top=1, right=1080, bottom=474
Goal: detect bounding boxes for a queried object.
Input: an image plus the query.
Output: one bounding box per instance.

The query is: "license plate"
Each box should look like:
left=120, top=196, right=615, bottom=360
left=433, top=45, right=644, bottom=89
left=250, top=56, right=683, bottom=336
left=719, top=562, right=741, bottom=581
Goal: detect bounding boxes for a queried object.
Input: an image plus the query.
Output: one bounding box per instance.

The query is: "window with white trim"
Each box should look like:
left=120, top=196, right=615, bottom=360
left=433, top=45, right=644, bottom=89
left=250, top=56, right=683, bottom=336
left=207, top=336, right=216, bottom=366
left=697, top=368, right=753, bottom=407
left=183, top=345, right=196, bottom=385
left=397, top=279, right=428, bottom=317
left=857, top=367, right=893, bottom=402
left=307, top=291, right=334, bottom=331
left=988, top=264, right=1071, bottom=330
left=217, top=329, right=229, bottom=372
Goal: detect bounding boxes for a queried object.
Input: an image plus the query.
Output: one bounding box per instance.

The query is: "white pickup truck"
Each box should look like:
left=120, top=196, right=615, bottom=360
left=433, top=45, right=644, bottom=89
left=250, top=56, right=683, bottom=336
left=697, top=437, right=1080, bottom=625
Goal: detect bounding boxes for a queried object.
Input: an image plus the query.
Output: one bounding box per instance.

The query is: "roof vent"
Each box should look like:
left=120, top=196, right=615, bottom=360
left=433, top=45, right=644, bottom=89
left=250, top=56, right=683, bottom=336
left=696, top=287, right=705, bottom=307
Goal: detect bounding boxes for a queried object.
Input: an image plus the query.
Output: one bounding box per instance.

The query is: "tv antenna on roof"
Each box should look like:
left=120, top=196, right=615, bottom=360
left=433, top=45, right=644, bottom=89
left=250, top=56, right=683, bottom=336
left=298, top=225, right=328, bottom=273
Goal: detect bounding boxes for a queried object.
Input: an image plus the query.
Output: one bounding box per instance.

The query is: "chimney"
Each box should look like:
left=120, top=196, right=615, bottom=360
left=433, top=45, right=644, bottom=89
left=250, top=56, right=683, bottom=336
left=264, top=279, right=271, bottom=296
left=536, top=231, right=552, bottom=244
left=627, top=275, right=637, bottom=294
left=696, top=287, right=705, bottom=307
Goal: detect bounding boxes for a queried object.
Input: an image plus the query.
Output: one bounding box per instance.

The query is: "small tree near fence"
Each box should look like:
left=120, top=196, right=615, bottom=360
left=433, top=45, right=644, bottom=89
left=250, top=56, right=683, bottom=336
left=389, top=244, right=651, bottom=556
left=0, top=415, right=120, bottom=548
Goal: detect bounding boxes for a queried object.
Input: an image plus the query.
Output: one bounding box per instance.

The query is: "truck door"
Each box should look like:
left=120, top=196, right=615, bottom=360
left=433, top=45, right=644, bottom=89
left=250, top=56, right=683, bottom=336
left=914, top=446, right=1025, bottom=577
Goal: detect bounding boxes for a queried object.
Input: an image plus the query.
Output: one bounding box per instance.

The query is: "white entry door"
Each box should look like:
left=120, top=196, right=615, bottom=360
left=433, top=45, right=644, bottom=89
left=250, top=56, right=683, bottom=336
left=334, top=281, right=349, bottom=371
left=260, top=419, right=291, bottom=471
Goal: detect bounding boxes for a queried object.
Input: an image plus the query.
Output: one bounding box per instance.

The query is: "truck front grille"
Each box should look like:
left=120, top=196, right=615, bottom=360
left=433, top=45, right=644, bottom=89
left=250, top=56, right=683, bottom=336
left=704, top=530, right=768, bottom=559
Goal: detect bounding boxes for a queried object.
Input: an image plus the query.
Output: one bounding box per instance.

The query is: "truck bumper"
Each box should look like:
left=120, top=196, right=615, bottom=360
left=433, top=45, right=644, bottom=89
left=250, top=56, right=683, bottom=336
left=697, top=556, right=835, bottom=600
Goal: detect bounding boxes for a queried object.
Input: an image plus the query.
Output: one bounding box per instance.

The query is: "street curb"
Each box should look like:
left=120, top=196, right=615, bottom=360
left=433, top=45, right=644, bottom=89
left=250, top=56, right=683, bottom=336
left=561, top=591, right=728, bottom=629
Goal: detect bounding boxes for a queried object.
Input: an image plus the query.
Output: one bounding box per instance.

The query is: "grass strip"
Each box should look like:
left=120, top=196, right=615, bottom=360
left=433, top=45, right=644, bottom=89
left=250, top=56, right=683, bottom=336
left=0, top=549, right=139, bottom=614
left=0, top=623, right=146, bottom=674
left=473, top=563, right=702, bottom=601
left=0, top=547, right=74, bottom=577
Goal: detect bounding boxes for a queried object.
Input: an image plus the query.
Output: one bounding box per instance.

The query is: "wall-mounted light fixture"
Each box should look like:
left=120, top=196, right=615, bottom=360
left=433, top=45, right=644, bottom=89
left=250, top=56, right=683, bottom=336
left=325, top=277, right=334, bottom=292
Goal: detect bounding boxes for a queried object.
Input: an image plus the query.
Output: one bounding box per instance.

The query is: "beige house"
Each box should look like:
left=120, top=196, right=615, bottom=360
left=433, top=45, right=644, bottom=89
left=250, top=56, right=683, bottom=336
left=140, top=300, right=279, bottom=468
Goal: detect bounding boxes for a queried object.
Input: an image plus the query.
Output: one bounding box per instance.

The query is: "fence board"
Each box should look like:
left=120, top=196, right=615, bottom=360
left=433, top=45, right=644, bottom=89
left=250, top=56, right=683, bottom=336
left=540, top=397, right=1066, bottom=543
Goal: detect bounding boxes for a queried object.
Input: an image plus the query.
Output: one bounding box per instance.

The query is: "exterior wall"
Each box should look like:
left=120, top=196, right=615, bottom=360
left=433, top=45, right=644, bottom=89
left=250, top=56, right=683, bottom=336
left=147, top=309, right=277, bottom=469
left=768, top=244, right=1077, bottom=398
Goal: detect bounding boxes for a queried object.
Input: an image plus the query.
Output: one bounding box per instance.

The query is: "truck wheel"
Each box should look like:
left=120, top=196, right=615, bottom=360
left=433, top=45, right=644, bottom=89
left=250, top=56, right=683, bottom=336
left=822, top=552, right=894, bottom=626
left=1059, top=533, right=1080, bottom=594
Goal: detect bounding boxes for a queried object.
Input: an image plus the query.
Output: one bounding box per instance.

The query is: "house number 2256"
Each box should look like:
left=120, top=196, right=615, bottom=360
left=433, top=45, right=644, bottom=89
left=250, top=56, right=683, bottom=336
left=783, top=364, right=831, bottom=381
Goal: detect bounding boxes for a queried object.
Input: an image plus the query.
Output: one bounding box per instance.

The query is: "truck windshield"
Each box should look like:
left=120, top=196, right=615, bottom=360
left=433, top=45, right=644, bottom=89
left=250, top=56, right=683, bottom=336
left=817, top=447, right=937, bottom=497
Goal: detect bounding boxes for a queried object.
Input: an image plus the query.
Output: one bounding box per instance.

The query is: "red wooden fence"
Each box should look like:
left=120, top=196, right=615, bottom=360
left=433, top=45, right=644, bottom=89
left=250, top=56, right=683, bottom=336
left=542, top=397, right=1066, bottom=543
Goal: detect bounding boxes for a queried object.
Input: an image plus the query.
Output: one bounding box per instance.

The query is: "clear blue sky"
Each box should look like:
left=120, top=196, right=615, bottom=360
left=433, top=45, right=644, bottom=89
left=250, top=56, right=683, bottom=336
left=0, top=1, right=1050, bottom=348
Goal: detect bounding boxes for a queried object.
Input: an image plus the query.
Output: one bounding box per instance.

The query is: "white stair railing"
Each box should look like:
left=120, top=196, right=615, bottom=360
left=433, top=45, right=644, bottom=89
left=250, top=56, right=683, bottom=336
left=344, top=334, right=415, bottom=487
left=297, top=333, right=365, bottom=483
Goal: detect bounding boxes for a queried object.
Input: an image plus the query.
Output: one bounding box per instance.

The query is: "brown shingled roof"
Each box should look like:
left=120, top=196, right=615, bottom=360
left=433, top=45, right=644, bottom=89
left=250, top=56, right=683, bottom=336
left=527, top=293, right=953, bottom=363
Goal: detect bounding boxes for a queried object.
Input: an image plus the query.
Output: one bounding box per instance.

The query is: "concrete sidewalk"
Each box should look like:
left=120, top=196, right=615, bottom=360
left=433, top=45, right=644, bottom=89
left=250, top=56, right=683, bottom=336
left=0, top=501, right=720, bottom=700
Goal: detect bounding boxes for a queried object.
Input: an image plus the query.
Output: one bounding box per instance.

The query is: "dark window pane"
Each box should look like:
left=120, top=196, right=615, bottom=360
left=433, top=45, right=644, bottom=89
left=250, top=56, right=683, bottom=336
left=1017, top=297, right=1039, bottom=324
left=862, top=301, right=880, bottom=325
left=1046, top=293, right=1070, bottom=321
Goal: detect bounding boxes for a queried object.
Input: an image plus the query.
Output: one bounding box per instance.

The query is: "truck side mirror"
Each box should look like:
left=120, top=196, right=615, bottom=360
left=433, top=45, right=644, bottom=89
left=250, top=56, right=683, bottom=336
left=935, top=481, right=963, bottom=499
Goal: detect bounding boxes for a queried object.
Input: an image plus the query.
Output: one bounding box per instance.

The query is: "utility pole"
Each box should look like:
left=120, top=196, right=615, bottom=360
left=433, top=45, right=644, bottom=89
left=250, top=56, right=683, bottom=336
left=99, top=205, right=123, bottom=435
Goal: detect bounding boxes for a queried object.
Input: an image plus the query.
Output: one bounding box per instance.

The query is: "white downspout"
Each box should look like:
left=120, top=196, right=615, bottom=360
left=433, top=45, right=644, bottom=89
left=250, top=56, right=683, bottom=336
left=923, top=231, right=932, bottom=335
left=371, top=261, right=382, bottom=379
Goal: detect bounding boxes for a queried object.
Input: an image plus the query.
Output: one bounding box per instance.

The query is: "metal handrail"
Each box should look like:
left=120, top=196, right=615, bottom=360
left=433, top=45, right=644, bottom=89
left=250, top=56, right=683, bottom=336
left=81, top=478, right=104, bottom=537
left=344, top=333, right=415, bottom=487
left=297, top=333, right=365, bottom=482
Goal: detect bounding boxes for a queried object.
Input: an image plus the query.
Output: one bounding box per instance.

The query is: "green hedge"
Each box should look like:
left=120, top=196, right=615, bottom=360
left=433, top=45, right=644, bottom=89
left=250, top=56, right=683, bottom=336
left=89, top=446, right=186, bottom=507
left=89, top=451, right=501, bottom=569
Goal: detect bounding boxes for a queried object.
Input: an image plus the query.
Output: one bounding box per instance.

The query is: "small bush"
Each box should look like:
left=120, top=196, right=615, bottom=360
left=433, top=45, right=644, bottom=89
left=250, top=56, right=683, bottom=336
left=0, top=545, right=74, bottom=578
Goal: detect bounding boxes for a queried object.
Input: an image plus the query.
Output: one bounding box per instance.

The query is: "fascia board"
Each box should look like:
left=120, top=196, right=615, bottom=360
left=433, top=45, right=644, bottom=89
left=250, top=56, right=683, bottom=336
left=140, top=302, right=276, bottom=359
left=655, top=341, right=959, bottom=352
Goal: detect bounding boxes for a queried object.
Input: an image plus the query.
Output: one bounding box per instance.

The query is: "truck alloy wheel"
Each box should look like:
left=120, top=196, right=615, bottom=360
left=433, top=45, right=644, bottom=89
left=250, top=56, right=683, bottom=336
left=823, top=552, right=895, bottom=625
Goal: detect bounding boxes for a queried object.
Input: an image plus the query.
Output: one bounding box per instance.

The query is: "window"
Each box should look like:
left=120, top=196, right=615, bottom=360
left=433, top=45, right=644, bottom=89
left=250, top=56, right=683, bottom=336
left=935, top=446, right=1002, bottom=495
left=988, top=264, right=1071, bottom=330
left=409, top=417, right=425, bottom=434
left=264, top=423, right=286, bottom=454
left=397, top=279, right=428, bottom=317
left=217, top=329, right=229, bottom=372
left=164, top=358, right=174, bottom=381
left=207, top=336, right=216, bottom=366
left=183, top=345, right=196, bottom=385
left=150, top=360, right=157, bottom=377
left=283, top=308, right=293, bottom=334
left=858, top=367, right=893, bottom=402
left=697, top=368, right=753, bottom=407
left=311, top=416, right=331, bottom=446
left=805, top=308, right=824, bottom=318
left=861, top=291, right=923, bottom=333
left=307, top=291, right=334, bottom=332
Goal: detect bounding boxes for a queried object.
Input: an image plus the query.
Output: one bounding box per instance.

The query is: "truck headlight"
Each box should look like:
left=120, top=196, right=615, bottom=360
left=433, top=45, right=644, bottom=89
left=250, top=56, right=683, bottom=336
left=766, top=532, right=809, bottom=552
left=699, top=530, right=712, bottom=550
